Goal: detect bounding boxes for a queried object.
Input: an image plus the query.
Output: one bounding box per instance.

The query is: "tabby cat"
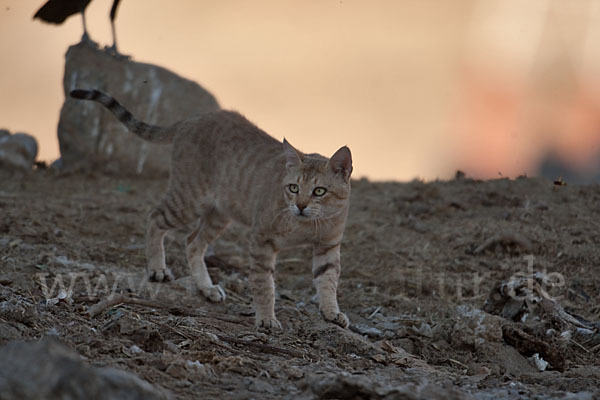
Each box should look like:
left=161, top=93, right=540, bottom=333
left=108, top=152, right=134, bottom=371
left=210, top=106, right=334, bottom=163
left=70, top=89, right=353, bottom=330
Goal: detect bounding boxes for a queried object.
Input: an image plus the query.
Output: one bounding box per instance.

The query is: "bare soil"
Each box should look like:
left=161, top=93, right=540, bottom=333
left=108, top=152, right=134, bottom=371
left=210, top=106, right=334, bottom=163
left=1, top=169, right=599, bottom=399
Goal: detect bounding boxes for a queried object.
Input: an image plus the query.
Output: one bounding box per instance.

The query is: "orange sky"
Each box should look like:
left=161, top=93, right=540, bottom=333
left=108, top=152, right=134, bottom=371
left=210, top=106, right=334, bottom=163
left=2, top=0, right=600, bottom=181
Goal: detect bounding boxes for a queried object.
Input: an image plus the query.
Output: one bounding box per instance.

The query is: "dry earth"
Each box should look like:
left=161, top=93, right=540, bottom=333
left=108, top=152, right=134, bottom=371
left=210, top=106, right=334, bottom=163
left=1, top=169, right=599, bottom=399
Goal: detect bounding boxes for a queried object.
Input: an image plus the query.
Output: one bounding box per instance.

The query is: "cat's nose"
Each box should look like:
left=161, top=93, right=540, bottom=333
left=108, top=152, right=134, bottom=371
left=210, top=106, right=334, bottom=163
left=296, top=204, right=307, bottom=215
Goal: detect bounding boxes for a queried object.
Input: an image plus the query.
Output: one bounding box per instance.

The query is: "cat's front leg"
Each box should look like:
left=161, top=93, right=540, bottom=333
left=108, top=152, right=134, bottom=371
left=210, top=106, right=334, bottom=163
left=249, top=238, right=281, bottom=330
left=146, top=210, right=174, bottom=282
left=312, top=242, right=349, bottom=328
left=185, top=211, right=230, bottom=303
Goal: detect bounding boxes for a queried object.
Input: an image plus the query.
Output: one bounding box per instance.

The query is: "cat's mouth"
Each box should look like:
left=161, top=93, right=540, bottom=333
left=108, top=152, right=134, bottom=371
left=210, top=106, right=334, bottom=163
left=291, top=205, right=320, bottom=220
left=293, top=209, right=313, bottom=220
left=295, top=212, right=321, bottom=222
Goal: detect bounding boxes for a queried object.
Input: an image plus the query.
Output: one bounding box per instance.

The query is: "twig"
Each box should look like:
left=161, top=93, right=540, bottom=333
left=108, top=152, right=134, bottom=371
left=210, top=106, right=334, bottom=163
left=569, top=339, right=590, bottom=354
left=87, top=293, right=128, bottom=317
left=180, top=326, right=238, bottom=353
left=86, top=293, right=251, bottom=325
left=368, top=306, right=382, bottom=319
left=226, top=290, right=251, bottom=304
left=447, top=358, right=468, bottom=369
left=589, top=342, right=600, bottom=353
left=157, top=321, right=194, bottom=341
left=216, top=334, right=307, bottom=359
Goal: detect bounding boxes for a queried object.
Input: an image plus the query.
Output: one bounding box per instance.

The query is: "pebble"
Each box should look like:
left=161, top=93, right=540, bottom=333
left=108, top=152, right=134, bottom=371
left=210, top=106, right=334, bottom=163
left=350, top=324, right=383, bottom=339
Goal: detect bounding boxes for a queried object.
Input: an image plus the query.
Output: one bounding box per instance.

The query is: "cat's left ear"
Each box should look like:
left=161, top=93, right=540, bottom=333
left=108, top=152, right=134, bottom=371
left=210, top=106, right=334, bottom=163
left=329, top=146, right=353, bottom=181
left=282, top=138, right=302, bottom=169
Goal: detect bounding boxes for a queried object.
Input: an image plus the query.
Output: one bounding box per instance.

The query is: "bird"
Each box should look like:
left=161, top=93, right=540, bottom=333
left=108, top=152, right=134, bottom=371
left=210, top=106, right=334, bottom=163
left=33, top=0, right=122, bottom=53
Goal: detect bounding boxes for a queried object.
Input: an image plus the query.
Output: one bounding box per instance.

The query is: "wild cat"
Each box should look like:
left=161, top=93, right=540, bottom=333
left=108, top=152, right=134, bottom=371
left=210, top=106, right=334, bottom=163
left=70, top=89, right=353, bottom=330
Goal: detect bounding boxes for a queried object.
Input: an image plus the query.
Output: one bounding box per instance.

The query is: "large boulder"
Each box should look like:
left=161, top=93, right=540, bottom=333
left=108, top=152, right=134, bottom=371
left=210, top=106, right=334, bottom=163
left=0, top=336, right=168, bottom=399
left=58, top=41, right=220, bottom=175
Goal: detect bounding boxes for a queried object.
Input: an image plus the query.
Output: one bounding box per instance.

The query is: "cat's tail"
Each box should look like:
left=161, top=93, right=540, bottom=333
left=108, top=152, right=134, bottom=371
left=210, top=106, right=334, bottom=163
left=70, top=89, right=174, bottom=144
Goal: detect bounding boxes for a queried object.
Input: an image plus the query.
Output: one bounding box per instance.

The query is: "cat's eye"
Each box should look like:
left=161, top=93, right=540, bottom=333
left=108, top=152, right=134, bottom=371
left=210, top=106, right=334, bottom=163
left=313, top=187, right=327, bottom=196
left=289, top=184, right=299, bottom=194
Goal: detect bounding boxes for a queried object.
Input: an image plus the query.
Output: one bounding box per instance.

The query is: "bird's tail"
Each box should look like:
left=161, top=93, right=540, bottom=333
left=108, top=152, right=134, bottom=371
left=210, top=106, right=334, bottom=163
left=70, top=89, right=174, bottom=144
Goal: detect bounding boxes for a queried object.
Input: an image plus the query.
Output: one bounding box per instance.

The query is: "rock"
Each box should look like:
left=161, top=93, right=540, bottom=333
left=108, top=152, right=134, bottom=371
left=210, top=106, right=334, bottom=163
left=302, top=373, right=472, bottom=400
left=0, top=336, right=168, bottom=399
left=0, top=131, right=38, bottom=170
left=350, top=324, right=384, bottom=339
left=313, top=324, right=380, bottom=357
left=0, top=322, right=21, bottom=342
left=453, top=305, right=503, bottom=347
left=58, top=41, right=220, bottom=175
left=50, top=157, right=64, bottom=170
left=304, top=373, right=380, bottom=399
left=0, top=299, right=38, bottom=326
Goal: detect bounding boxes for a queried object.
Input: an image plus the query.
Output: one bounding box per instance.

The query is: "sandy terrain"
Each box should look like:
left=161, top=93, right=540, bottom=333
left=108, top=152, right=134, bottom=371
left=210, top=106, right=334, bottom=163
left=1, top=169, right=599, bottom=399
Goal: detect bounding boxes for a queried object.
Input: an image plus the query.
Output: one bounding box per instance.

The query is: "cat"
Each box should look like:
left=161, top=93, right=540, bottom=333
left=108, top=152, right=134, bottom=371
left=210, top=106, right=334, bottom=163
left=70, top=89, right=353, bottom=330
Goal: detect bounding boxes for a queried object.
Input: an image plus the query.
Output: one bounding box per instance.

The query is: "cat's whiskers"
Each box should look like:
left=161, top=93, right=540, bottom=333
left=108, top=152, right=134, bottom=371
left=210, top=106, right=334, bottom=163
left=320, top=208, right=344, bottom=223
left=311, top=215, right=319, bottom=238
left=315, top=215, right=324, bottom=241
left=313, top=208, right=342, bottom=238
left=273, top=205, right=294, bottom=231
left=283, top=206, right=296, bottom=231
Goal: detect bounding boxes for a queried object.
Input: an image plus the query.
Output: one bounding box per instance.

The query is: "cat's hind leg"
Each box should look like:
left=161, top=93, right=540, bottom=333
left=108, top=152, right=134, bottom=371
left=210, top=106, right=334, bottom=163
left=186, top=207, right=231, bottom=302
left=145, top=208, right=176, bottom=282
left=146, top=188, right=198, bottom=282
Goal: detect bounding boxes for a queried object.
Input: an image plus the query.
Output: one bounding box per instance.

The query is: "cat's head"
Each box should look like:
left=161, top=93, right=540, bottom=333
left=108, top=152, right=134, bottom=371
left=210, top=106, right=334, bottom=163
left=281, top=139, right=352, bottom=221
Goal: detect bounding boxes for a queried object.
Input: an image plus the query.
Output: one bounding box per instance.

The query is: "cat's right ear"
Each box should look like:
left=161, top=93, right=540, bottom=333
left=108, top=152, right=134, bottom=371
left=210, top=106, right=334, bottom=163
left=329, top=146, right=353, bottom=182
left=282, top=139, right=302, bottom=169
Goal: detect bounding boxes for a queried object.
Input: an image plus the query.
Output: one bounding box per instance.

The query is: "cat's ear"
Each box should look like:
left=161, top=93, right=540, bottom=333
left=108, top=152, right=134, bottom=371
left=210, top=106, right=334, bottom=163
left=329, top=146, right=353, bottom=181
left=282, top=138, right=302, bottom=169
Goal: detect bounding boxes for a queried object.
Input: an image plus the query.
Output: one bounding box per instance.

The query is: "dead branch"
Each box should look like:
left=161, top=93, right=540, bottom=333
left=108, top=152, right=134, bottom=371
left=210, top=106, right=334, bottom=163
left=216, top=334, right=307, bottom=359
left=86, top=294, right=128, bottom=317
left=86, top=294, right=251, bottom=325
left=502, top=324, right=565, bottom=372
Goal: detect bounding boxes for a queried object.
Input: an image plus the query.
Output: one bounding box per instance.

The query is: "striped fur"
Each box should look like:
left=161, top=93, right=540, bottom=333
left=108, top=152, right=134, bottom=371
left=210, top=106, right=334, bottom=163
left=71, top=88, right=353, bottom=330
left=70, top=89, right=174, bottom=143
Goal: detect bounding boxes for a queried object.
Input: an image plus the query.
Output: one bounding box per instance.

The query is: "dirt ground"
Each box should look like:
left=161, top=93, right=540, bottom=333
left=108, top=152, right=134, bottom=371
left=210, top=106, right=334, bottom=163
left=1, top=169, right=599, bottom=399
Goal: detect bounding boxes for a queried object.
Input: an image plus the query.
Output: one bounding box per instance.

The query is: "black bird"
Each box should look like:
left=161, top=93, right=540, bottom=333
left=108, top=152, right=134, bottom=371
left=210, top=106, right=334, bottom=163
left=33, top=0, right=122, bottom=52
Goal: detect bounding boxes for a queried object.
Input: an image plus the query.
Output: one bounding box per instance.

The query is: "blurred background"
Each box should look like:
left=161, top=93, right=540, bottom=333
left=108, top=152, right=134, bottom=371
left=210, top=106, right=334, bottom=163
left=2, top=0, right=600, bottom=181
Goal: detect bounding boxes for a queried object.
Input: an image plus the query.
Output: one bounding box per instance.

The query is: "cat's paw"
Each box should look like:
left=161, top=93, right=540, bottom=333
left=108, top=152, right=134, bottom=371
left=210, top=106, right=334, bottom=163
left=322, top=310, right=350, bottom=329
left=256, top=317, right=282, bottom=331
left=148, top=267, right=174, bottom=282
left=201, top=285, right=226, bottom=302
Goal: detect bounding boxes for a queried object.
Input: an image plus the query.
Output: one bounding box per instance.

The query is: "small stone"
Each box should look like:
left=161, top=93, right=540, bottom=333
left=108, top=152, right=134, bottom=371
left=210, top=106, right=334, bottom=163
left=350, top=324, right=383, bottom=339
left=46, top=328, right=59, bottom=336
left=130, top=345, right=142, bottom=354
left=165, top=363, right=187, bottom=379
left=410, top=322, right=433, bottom=338
left=375, top=320, right=402, bottom=331
left=528, top=353, right=549, bottom=371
